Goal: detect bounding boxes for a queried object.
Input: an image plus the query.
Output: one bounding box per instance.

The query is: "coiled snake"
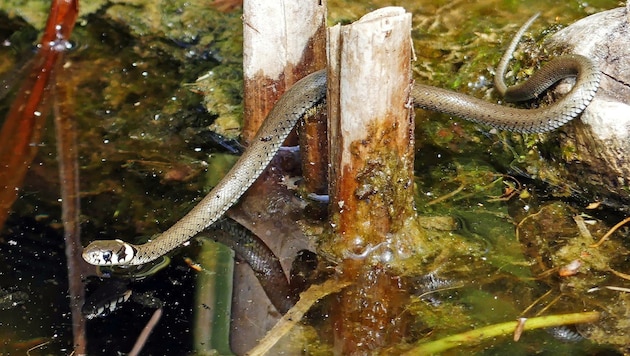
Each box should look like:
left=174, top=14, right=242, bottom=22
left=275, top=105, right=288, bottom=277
left=82, top=14, right=600, bottom=266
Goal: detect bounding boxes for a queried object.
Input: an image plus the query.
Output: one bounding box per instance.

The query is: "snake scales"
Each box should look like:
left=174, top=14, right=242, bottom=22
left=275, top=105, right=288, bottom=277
left=82, top=14, right=600, bottom=266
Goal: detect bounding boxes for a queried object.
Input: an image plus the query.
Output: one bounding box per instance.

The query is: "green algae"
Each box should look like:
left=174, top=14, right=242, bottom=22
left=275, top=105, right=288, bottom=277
left=0, top=0, right=625, bottom=353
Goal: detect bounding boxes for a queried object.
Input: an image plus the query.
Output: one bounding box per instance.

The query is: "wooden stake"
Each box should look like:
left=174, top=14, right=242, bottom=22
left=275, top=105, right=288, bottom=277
left=242, top=0, right=327, bottom=143
left=327, top=7, right=416, bottom=353
left=230, top=1, right=327, bottom=353
left=242, top=0, right=328, bottom=192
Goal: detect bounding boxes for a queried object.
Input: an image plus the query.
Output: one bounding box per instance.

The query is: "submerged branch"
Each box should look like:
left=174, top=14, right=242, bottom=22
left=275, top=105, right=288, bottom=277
left=54, top=57, right=87, bottom=353
left=404, top=311, right=600, bottom=354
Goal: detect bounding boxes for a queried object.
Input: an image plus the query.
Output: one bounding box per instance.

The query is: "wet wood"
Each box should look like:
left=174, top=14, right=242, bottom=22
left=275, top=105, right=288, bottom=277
left=327, top=7, right=415, bottom=354
left=230, top=1, right=327, bottom=354
left=298, top=105, right=329, bottom=195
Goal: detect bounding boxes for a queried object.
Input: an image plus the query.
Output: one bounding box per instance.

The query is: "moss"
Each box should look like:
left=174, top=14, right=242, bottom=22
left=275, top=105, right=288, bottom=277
left=190, top=65, right=243, bottom=139
left=0, top=0, right=624, bottom=353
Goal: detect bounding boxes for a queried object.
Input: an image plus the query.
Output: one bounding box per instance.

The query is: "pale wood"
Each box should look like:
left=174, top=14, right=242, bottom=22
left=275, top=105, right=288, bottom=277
left=539, top=7, right=630, bottom=213
left=230, top=1, right=327, bottom=354
left=242, top=0, right=327, bottom=142
left=327, top=7, right=415, bottom=354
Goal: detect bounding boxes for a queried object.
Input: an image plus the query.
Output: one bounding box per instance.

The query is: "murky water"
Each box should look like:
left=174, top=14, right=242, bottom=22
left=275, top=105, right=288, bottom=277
left=0, top=0, right=624, bottom=354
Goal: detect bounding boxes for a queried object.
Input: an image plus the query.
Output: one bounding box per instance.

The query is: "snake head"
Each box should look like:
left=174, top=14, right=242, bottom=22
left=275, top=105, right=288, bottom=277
left=82, top=239, right=136, bottom=266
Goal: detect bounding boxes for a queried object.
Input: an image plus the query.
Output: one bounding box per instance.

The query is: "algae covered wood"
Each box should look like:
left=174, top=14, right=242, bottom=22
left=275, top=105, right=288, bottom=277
left=328, top=7, right=416, bottom=239
left=327, top=7, right=424, bottom=354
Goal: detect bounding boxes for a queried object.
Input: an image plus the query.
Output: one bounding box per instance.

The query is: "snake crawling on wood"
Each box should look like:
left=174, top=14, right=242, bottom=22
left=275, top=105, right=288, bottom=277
left=82, top=14, right=601, bottom=266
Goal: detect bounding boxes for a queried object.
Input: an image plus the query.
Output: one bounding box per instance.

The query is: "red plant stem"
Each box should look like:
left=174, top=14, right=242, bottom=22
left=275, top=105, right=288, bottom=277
left=0, top=0, right=83, bottom=353
left=0, top=0, right=78, bottom=230
left=54, top=60, right=88, bottom=355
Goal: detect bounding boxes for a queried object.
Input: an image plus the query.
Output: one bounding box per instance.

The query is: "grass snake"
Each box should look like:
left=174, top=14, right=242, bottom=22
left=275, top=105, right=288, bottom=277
left=200, top=218, right=313, bottom=314
left=82, top=14, right=600, bottom=266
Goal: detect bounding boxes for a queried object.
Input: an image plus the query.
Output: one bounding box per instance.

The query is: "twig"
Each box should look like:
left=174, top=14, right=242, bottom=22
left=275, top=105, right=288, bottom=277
left=54, top=50, right=89, bottom=356
left=589, top=285, right=630, bottom=293
left=573, top=215, right=593, bottom=239
left=403, top=311, right=600, bottom=354
left=519, top=289, right=553, bottom=316
left=246, top=279, right=351, bottom=356
left=26, top=341, right=50, bottom=356
left=129, top=308, right=163, bottom=356
left=607, top=267, right=630, bottom=280
left=426, top=183, right=465, bottom=206
left=590, top=216, right=630, bottom=248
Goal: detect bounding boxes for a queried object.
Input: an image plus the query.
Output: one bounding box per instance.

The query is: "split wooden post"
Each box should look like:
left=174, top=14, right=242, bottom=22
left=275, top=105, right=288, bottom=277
left=327, top=7, right=417, bottom=353
left=242, top=0, right=327, bottom=143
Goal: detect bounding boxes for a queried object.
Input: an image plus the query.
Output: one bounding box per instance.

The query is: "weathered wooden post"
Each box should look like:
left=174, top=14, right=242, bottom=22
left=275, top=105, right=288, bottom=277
left=327, top=7, right=422, bottom=354
left=231, top=0, right=327, bottom=353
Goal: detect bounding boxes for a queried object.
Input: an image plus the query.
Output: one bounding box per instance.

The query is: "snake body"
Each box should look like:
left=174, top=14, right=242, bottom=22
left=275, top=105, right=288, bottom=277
left=201, top=218, right=297, bottom=314
left=82, top=69, right=327, bottom=266
left=82, top=15, right=601, bottom=266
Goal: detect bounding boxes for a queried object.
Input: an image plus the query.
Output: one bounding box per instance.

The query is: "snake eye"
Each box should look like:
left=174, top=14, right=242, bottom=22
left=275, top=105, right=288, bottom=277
left=102, top=251, right=112, bottom=263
